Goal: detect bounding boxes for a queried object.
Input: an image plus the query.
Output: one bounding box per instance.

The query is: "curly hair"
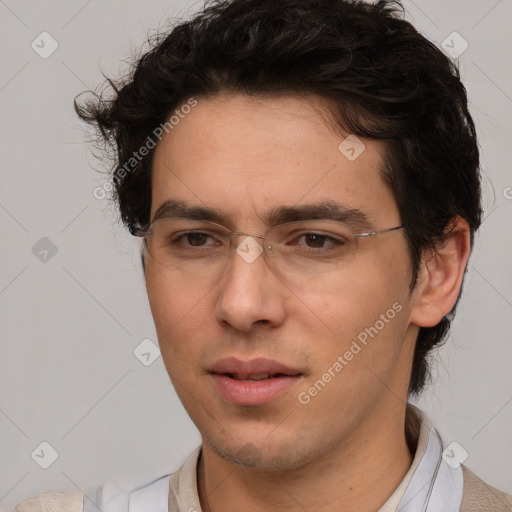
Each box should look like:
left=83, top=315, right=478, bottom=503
left=75, top=0, right=482, bottom=395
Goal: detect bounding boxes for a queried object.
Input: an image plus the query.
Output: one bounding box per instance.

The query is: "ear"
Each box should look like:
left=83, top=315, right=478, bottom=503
left=410, top=217, right=472, bottom=328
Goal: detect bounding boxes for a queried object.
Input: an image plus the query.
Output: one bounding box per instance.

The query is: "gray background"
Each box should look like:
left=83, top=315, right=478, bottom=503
left=0, top=0, right=511, bottom=509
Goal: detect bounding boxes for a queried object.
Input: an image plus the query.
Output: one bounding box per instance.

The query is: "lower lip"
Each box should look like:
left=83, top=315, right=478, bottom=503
left=211, top=374, right=302, bottom=405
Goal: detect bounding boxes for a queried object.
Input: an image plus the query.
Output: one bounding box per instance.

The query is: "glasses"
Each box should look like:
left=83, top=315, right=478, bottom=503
left=134, top=218, right=404, bottom=277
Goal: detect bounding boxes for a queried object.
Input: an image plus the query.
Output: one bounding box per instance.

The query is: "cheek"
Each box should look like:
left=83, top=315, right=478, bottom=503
left=145, top=269, right=209, bottom=361
left=303, top=248, right=412, bottom=360
left=304, top=295, right=411, bottom=411
left=146, top=262, right=216, bottom=325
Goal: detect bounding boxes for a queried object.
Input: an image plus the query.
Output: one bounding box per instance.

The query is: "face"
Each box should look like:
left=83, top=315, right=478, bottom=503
left=146, top=93, right=420, bottom=471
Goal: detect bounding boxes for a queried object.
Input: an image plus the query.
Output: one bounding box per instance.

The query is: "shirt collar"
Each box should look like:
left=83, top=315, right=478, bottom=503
left=392, top=404, right=463, bottom=512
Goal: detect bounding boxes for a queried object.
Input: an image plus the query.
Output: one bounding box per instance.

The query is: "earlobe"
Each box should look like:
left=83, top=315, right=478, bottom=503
left=410, top=217, right=471, bottom=328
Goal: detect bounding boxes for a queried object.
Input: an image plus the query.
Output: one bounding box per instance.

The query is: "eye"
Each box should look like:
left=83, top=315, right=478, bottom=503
left=292, top=232, right=345, bottom=249
left=183, top=232, right=211, bottom=246
left=174, top=231, right=218, bottom=247
left=302, top=233, right=329, bottom=248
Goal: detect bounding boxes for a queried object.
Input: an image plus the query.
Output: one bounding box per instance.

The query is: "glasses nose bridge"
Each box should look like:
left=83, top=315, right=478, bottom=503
left=229, top=230, right=266, bottom=239
left=228, top=230, right=269, bottom=247
left=227, top=230, right=276, bottom=264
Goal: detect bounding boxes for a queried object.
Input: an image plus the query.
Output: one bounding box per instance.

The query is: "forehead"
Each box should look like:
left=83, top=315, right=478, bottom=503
left=151, top=93, right=398, bottom=225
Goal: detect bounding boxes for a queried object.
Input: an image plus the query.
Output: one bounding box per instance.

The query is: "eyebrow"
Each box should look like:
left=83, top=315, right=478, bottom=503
left=152, top=199, right=374, bottom=231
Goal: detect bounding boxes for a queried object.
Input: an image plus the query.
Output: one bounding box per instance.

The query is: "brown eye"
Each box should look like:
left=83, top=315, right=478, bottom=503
left=304, top=234, right=328, bottom=248
left=291, top=232, right=345, bottom=250
left=186, top=233, right=209, bottom=246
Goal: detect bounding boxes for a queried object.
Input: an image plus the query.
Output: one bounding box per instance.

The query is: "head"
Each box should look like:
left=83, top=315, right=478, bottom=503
left=77, top=0, right=481, bottom=470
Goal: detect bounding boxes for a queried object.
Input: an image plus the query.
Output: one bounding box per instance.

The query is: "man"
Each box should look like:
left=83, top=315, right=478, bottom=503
left=15, top=0, right=512, bottom=510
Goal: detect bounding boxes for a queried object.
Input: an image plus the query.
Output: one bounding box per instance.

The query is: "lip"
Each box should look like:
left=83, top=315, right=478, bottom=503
left=210, top=357, right=304, bottom=406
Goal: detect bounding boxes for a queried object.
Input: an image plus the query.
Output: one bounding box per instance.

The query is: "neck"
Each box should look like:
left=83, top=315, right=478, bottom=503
left=197, top=404, right=414, bottom=512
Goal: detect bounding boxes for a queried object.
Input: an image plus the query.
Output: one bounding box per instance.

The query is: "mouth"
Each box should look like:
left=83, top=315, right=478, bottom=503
left=209, top=358, right=304, bottom=405
left=223, top=372, right=300, bottom=381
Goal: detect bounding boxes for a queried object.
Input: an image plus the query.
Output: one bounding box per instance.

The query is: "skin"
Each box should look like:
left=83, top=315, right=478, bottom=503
left=146, top=93, right=471, bottom=511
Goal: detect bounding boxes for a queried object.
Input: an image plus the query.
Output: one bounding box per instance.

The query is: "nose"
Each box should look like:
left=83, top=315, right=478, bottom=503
left=214, top=237, right=287, bottom=333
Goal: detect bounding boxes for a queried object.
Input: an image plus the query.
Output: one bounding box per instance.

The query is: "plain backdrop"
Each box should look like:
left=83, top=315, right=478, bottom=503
left=1, top=0, right=511, bottom=509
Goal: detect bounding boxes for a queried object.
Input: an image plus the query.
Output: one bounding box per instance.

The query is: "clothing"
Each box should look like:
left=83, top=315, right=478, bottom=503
left=13, top=405, right=512, bottom=511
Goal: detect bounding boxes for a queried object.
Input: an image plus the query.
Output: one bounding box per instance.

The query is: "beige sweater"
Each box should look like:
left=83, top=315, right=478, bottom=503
left=13, top=465, right=512, bottom=511
left=461, top=466, right=512, bottom=511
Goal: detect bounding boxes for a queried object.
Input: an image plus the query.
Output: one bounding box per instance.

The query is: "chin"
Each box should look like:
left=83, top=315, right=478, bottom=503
left=205, top=432, right=323, bottom=472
